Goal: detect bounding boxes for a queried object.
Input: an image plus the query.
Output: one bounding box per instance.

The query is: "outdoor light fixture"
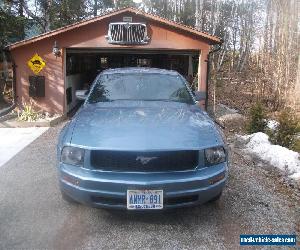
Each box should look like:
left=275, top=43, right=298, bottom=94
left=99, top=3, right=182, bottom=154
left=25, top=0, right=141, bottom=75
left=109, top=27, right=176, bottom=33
left=52, top=41, right=61, bottom=57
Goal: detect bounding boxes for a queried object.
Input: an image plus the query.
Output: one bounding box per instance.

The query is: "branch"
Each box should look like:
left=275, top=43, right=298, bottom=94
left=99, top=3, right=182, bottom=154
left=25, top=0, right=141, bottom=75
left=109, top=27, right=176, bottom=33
left=22, top=1, right=45, bottom=31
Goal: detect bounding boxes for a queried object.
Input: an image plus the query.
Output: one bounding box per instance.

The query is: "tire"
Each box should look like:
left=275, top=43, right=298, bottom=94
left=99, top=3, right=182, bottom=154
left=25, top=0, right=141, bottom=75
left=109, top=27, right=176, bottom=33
left=61, top=191, right=78, bottom=204
left=208, top=192, right=222, bottom=203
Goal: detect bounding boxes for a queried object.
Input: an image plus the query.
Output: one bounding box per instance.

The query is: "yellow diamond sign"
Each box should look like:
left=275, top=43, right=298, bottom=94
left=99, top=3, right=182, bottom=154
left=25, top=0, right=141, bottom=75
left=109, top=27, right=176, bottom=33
left=27, top=54, right=46, bottom=75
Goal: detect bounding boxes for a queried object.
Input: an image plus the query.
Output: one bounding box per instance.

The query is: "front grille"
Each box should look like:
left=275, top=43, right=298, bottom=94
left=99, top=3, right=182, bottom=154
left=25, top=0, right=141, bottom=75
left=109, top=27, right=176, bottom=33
left=106, top=22, right=150, bottom=45
left=90, top=150, right=199, bottom=172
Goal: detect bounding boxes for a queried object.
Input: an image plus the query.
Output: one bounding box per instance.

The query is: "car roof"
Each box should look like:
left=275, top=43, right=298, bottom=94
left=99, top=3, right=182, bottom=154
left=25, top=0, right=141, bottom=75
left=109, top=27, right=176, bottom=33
left=101, top=67, right=180, bottom=76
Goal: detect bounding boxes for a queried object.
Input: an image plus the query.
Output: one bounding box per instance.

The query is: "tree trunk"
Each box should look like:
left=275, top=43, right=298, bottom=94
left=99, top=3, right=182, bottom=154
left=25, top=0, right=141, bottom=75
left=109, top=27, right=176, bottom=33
left=293, top=48, right=300, bottom=111
left=93, top=0, right=98, bottom=16
left=18, top=0, right=25, bottom=40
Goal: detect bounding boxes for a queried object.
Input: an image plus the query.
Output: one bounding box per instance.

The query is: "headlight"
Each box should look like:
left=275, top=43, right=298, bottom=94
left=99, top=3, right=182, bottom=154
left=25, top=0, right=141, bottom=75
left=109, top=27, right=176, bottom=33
left=205, top=146, right=226, bottom=165
left=61, top=146, right=85, bottom=166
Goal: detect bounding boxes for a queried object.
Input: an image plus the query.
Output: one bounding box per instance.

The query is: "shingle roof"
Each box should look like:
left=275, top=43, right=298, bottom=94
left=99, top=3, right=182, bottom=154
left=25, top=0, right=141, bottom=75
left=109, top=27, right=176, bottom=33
left=7, top=7, right=222, bottom=50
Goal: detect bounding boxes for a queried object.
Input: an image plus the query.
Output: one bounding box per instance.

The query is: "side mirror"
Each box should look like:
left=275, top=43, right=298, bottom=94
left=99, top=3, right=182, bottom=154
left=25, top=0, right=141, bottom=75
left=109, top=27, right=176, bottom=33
left=76, top=90, right=88, bottom=100
left=194, top=91, right=206, bottom=102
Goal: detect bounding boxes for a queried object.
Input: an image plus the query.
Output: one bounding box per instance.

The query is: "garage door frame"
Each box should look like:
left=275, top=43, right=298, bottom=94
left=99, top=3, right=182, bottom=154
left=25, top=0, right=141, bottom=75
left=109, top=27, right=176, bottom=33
left=64, top=48, right=201, bottom=113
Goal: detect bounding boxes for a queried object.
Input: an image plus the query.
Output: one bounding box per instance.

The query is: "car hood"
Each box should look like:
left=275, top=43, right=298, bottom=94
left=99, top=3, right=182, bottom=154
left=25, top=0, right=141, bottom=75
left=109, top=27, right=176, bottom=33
left=69, top=101, right=222, bottom=151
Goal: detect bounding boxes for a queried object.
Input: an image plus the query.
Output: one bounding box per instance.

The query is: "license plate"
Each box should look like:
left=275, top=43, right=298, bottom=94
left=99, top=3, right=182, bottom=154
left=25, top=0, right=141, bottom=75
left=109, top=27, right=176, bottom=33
left=127, top=190, right=163, bottom=210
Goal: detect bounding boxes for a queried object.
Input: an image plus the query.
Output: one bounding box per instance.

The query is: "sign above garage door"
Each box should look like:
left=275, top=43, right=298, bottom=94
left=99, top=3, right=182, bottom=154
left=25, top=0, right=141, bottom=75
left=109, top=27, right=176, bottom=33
left=106, top=22, right=150, bottom=45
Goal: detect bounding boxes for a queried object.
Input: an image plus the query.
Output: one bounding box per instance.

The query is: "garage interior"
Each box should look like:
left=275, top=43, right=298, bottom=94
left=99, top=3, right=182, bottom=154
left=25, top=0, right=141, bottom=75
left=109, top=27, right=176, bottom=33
left=65, top=49, right=199, bottom=113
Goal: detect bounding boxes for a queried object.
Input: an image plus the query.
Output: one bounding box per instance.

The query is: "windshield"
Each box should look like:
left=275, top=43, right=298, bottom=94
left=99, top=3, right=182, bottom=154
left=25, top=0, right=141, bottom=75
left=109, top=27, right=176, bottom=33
left=87, top=73, right=194, bottom=104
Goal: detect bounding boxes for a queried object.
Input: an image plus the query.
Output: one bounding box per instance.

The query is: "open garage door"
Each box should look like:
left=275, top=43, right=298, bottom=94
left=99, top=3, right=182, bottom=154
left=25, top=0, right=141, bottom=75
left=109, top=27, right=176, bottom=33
left=64, top=49, right=199, bottom=113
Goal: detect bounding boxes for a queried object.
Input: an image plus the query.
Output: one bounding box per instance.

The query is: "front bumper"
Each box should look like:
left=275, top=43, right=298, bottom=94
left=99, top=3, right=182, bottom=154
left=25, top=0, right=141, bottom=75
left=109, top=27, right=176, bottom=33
left=59, top=163, right=227, bottom=209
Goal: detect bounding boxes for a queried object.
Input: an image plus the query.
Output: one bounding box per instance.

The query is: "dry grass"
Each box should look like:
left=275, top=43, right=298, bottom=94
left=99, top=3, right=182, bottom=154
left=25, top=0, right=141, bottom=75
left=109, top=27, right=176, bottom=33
left=292, top=139, right=300, bottom=153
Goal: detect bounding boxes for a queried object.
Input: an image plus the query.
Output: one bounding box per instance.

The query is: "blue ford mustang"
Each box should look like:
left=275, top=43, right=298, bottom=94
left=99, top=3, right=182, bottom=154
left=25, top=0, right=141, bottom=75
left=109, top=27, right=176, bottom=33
left=57, top=68, right=228, bottom=210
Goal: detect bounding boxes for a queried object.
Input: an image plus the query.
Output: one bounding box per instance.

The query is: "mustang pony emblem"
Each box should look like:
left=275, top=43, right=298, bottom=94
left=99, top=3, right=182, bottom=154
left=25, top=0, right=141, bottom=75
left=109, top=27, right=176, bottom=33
left=136, top=156, right=158, bottom=165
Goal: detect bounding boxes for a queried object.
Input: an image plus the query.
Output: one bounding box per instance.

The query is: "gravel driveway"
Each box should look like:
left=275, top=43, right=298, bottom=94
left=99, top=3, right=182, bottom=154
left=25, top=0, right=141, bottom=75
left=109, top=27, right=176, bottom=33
left=0, top=123, right=299, bottom=249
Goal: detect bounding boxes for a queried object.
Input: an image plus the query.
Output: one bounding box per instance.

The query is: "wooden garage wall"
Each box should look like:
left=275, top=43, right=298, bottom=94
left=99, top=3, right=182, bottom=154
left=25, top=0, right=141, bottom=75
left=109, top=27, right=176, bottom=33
left=10, top=12, right=210, bottom=114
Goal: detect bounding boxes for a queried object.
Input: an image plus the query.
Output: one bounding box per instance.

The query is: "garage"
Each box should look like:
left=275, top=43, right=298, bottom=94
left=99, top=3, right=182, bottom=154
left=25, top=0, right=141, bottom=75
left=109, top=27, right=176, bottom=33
left=65, top=49, right=199, bottom=112
left=6, top=7, right=221, bottom=114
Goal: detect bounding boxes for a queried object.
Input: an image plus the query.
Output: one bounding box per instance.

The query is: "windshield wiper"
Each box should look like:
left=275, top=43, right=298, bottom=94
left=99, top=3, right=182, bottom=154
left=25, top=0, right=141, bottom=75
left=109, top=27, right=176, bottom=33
left=88, top=100, right=113, bottom=104
left=90, top=99, right=187, bottom=103
left=103, top=99, right=172, bottom=102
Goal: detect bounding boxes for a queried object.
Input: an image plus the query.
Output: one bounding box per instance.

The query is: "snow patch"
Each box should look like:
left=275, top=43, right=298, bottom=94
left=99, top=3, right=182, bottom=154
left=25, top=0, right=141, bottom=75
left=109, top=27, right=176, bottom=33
left=266, top=120, right=279, bottom=130
left=218, top=104, right=239, bottom=114
left=218, top=113, right=244, bottom=122
left=0, top=127, right=49, bottom=167
left=240, top=132, right=300, bottom=180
